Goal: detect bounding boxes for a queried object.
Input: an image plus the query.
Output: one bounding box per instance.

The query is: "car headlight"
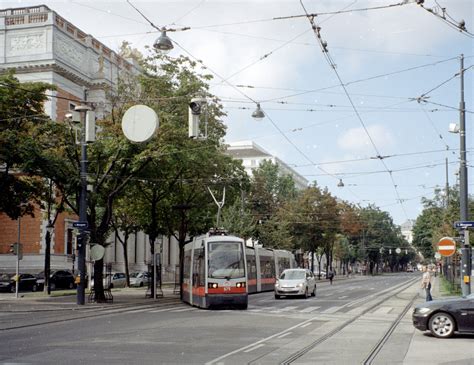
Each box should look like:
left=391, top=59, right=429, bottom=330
left=275, top=280, right=280, bottom=288
left=297, top=282, right=304, bottom=288
left=417, top=307, right=431, bottom=314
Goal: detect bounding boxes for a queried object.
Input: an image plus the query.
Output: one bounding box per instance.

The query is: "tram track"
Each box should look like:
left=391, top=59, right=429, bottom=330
left=0, top=297, right=182, bottom=331
left=278, top=277, right=419, bottom=365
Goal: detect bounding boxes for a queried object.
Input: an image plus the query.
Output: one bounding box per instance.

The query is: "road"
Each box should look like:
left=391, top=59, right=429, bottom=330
left=0, top=273, right=471, bottom=364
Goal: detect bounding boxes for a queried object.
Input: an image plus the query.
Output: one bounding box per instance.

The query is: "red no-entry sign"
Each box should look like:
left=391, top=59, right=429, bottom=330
left=438, top=237, right=456, bottom=257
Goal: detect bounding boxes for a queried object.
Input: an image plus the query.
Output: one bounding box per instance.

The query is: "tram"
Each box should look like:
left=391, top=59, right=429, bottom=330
left=182, top=230, right=296, bottom=309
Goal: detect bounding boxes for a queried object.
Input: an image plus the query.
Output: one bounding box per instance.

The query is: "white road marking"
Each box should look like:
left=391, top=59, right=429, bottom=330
left=338, top=296, right=348, bottom=299
left=149, top=308, right=175, bottom=313
left=171, top=308, right=196, bottom=312
left=279, top=306, right=298, bottom=312
left=321, top=306, right=342, bottom=314
left=300, top=306, right=320, bottom=313
left=243, top=344, right=265, bottom=353
left=300, top=322, right=313, bottom=328
left=374, top=306, right=392, bottom=314
left=277, top=332, right=293, bottom=339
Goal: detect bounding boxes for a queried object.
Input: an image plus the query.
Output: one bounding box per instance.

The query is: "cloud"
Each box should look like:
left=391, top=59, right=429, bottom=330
left=337, top=124, right=395, bottom=153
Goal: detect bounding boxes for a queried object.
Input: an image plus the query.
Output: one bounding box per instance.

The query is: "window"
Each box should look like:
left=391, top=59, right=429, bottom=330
left=208, top=242, right=245, bottom=279
left=66, top=228, right=74, bottom=255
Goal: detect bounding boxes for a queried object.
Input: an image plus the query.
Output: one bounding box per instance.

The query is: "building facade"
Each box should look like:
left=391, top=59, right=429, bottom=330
left=226, top=141, right=308, bottom=190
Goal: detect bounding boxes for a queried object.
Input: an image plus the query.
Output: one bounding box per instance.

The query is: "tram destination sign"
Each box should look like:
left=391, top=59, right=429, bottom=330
left=453, top=221, right=474, bottom=229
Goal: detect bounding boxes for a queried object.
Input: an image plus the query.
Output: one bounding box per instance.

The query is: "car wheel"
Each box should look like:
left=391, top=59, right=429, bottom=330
left=9, top=285, right=15, bottom=293
left=304, top=288, right=309, bottom=299
left=68, top=282, right=74, bottom=289
left=109, top=283, right=114, bottom=289
left=32, top=284, right=37, bottom=292
left=311, top=285, right=316, bottom=297
left=50, top=283, right=56, bottom=290
left=429, top=312, right=455, bottom=338
left=275, top=294, right=280, bottom=299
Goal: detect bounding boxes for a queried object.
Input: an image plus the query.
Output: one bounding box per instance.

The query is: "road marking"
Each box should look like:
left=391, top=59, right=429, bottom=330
left=321, top=306, right=342, bottom=314
left=171, top=308, right=195, bottom=313
left=338, top=296, right=348, bottom=299
left=278, top=332, right=292, bottom=338
left=374, top=306, right=392, bottom=314
left=243, top=344, right=265, bottom=353
left=279, top=306, right=298, bottom=312
left=300, top=322, right=313, bottom=328
left=149, top=308, right=175, bottom=313
left=300, top=306, right=320, bottom=313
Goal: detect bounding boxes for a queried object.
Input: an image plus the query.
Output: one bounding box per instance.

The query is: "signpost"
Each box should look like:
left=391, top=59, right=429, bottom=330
left=438, top=237, right=456, bottom=257
left=453, top=221, right=474, bottom=229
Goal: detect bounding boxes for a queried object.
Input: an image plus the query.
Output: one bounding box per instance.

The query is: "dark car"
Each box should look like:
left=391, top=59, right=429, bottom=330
left=37, top=270, right=76, bottom=290
left=0, top=273, right=38, bottom=293
left=412, top=294, right=474, bottom=338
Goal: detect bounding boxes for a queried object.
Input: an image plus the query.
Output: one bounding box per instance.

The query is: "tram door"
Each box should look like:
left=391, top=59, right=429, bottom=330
left=192, top=245, right=205, bottom=307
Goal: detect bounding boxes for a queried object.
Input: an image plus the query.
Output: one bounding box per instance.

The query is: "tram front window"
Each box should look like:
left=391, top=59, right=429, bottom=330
left=208, top=242, right=245, bottom=279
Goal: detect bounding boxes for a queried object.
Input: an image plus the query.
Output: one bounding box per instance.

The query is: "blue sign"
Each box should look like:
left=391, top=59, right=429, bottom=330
left=454, top=221, right=474, bottom=229
left=73, top=221, right=89, bottom=229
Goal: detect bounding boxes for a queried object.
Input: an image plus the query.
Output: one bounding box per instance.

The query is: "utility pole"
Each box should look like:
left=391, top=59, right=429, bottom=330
left=458, top=54, right=471, bottom=296
left=75, top=104, right=92, bottom=305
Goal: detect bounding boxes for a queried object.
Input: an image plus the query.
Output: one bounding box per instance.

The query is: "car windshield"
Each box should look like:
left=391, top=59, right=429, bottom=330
left=280, top=270, right=305, bottom=280
left=208, top=241, right=245, bottom=279
left=130, top=273, right=139, bottom=278
left=1, top=273, right=13, bottom=281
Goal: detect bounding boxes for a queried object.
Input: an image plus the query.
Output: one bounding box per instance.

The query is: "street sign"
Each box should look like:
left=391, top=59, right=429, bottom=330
left=438, top=237, right=456, bottom=257
left=434, top=252, right=441, bottom=260
left=453, top=221, right=474, bottom=229
left=73, top=221, right=88, bottom=229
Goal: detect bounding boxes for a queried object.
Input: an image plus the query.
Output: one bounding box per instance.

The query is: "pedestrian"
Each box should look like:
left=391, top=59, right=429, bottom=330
left=328, top=267, right=334, bottom=285
left=421, top=265, right=433, bottom=301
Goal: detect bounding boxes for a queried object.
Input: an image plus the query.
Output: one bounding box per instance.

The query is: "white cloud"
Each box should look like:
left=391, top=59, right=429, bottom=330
left=337, top=124, right=395, bottom=153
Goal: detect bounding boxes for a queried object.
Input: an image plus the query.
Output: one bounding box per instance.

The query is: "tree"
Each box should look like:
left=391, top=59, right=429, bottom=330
left=0, top=72, right=54, bottom=219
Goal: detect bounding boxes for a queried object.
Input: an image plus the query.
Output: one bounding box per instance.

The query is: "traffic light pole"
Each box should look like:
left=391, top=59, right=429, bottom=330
left=15, top=218, right=20, bottom=298
left=458, top=54, right=471, bottom=296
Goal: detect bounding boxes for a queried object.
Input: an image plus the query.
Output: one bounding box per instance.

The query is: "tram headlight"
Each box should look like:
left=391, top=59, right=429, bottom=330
left=236, top=282, right=246, bottom=288
left=208, top=283, right=218, bottom=289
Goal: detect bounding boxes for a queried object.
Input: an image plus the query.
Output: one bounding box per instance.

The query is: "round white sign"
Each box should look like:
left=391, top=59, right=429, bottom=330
left=121, top=105, right=159, bottom=143
left=395, top=248, right=401, bottom=254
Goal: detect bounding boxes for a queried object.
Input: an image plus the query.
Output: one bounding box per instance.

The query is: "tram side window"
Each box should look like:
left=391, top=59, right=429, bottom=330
left=193, top=248, right=205, bottom=287
left=278, top=258, right=290, bottom=276
left=246, top=254, right=257, bottom=280
left=183, top=250, right=192, bottom=281
left=260, top=256, right=274, bottom=279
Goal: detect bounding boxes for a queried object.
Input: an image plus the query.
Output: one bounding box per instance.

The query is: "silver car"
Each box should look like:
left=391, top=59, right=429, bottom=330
left=129, top=272, right=150, bottom=287
left=275, top=268, right=316, bottom=299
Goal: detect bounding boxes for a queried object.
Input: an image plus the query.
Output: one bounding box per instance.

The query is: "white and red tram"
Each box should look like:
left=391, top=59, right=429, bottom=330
left=182, top=231, right=296, bottom=309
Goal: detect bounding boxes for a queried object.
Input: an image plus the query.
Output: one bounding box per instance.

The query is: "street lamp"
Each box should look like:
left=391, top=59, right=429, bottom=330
left=448, top=53, right=470, bottom=296
left=337, top=179, right=344, bottom=187
left=252, top=103, right=265, bottom=120
left=44, top=222, right=54, bottom=295
left=74, top=104, right=92, bottom=305
left=154, top=29, right=173, bottom=53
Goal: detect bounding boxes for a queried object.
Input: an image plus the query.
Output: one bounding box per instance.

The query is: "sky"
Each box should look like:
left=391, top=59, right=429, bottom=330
left=3, top=0, right=473, bottom=225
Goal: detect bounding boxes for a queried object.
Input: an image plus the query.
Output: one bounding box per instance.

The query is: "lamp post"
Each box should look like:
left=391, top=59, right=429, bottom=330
left=449, top=54, right=470, bottom=296
left=44, top=221, right=53, bottom=295
left=75, top=104, right=92, bottom=305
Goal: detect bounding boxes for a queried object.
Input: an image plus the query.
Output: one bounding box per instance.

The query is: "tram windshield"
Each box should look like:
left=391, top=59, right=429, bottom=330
left=208, top=241, right=245, bottom=279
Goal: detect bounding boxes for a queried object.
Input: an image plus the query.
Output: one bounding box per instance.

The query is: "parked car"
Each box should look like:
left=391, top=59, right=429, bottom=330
left=37, top=270, right=76, bottom=290
left=129, top=272, right=150, bottom=287
left=102, top=272, right=127, bottom=289
left=412, top=294, right=474, bottom=338
left=0, top=273, right=38, bottom=293
left=275, top=268, right=316, bottom=299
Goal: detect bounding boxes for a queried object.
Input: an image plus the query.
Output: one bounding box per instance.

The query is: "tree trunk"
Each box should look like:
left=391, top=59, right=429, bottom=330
left=123, top=232, right=130, bottom=287
left=93, top=258, right=106, bottom=302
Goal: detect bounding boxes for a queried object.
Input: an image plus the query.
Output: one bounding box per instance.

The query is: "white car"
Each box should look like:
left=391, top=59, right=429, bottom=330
left=275, top=268, right=316, bottom=299
left=92, top=272, right=127, bottom=289
left=129, top=272, right=150, bottom=287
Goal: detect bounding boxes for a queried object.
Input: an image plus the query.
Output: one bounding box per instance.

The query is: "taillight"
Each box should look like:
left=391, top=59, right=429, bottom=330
left=208, top=283, right=218, bottom=289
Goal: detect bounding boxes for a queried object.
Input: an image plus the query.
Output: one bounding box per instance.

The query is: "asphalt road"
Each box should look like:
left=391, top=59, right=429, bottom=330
left=0, top=273, right=425, bottom=364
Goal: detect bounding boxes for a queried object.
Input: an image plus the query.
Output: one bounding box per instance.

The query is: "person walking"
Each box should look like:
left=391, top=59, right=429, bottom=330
left=328, top=268, right=334, bottom=285
left=421, top=265, right=433, bottom=301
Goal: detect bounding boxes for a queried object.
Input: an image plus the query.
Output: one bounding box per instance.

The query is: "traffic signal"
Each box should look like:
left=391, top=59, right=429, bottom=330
left=9, top=243, right=23, bottom=259
left=9, top=243, right=18, bottom=255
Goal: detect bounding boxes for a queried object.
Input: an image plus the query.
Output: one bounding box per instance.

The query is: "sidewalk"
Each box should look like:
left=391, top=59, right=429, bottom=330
left=378, top=276, right=474, bottom=365
left=0, top=285, right=179, bottom=312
